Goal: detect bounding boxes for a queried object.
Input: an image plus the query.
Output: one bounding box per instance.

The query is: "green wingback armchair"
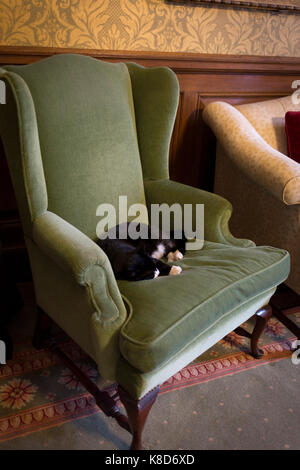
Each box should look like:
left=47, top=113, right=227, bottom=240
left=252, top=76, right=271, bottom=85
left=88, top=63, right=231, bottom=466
left=0, top=54, right=290, bottom=450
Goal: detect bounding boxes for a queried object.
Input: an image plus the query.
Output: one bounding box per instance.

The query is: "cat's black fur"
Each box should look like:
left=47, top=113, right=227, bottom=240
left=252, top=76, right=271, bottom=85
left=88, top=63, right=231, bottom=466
left=97, top=222, right=186, bottom=281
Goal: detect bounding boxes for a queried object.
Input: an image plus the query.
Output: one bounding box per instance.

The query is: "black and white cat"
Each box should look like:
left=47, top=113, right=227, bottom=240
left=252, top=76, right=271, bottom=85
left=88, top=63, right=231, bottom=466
left=97, top=222, right=185, bottom=281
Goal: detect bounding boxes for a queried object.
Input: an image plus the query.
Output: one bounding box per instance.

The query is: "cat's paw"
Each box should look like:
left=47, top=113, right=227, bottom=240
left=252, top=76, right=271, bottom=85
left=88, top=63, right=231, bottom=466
left=168, top=250, right=183, bottom=262
left=167, top=252, right=175, bottom=262
left=169, top=265, right=182, bottom=276
left=154, top=268, right=160, bottom=279
left=174, top=250, right=183, bottom=260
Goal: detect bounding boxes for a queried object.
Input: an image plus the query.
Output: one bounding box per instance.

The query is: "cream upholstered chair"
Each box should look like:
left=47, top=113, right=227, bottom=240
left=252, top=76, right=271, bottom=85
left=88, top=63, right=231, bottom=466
left=203, top=96, right=300, bottom=296
left=0, top=55, right=290, bottom=449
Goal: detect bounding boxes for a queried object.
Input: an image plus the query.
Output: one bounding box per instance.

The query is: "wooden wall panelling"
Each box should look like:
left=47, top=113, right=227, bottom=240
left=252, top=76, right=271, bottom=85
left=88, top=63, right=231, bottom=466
left=170, top=70, right=299, bottom=189
left=0, top=46, right=300, bottom=281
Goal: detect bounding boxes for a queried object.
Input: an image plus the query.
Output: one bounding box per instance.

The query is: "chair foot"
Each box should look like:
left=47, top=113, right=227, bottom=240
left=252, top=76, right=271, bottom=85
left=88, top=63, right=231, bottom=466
left=32, top=306, right=53, bottom=350
left=251, top=305, right=272, bottom=358
left=33, top=308, right=159, bottom=449
left=234, top=304, right=272, bottom=359
left=32, top=307, right=132, bottom=438
left=118, top=385, right=160, bottom=450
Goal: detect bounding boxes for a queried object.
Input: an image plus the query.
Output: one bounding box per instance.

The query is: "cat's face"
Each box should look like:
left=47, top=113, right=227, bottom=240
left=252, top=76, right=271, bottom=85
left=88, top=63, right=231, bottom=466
left=142, top=238, right=186, bottom=260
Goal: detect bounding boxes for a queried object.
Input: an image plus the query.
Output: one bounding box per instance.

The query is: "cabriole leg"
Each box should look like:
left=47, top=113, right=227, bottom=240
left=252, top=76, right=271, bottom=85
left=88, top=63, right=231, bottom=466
left=234, top=305, right=272, bottom=359
left=118, top=385, right=160, bottom=450
left=251, top=305, right=272, bottom=358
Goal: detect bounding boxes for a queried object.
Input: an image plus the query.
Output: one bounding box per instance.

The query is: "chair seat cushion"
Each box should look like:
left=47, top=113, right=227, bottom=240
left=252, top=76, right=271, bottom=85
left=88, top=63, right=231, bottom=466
left=118, top=242, right=289, bottom=373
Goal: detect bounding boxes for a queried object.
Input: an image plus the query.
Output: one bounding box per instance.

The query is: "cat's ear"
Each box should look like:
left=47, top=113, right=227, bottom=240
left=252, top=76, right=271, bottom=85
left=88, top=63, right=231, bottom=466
left=175, top=236, right=186, bottom=254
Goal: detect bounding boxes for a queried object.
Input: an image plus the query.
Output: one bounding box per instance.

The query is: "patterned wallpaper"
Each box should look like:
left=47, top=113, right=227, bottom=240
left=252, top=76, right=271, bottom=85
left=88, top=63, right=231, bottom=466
left=0, top=0, right=300, bottom=56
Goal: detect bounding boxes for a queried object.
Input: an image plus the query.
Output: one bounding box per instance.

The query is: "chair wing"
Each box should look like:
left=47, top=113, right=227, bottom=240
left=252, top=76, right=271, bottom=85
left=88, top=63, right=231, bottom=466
left=127, top=63, right=179, bottom=180
left=2, top=55, right=146, bottom=239
left=0, top=68, right=47, bottom=237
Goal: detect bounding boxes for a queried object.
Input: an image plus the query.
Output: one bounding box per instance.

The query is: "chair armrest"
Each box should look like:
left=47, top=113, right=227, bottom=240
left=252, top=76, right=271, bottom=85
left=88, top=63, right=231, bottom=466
left=203, top=101, right=300, bottom=205
left=144, top=179, right=254, bottom=247
left=33, top=211, right=108, bottom=283
left=32, top=211, right=125, bottom=324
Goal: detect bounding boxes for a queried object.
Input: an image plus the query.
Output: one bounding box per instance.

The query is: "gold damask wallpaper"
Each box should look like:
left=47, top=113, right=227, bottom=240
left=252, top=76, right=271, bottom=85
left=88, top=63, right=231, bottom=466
left=0, top=0, right=299, bottom=56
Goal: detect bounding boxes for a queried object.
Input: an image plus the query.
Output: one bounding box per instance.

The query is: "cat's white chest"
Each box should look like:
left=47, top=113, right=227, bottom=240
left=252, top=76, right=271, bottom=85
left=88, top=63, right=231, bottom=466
left=151, top=243, right=166, bottom=260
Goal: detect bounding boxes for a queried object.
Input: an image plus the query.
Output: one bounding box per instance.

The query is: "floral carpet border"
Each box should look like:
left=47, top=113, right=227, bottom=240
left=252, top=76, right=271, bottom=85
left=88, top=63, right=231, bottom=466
left=0, top=337, right=294, bottom=443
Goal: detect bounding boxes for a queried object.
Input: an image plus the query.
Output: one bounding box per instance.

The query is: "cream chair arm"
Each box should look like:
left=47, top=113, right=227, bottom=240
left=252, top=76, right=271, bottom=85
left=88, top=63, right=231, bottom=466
left=203, top=101, right=300, bottom=206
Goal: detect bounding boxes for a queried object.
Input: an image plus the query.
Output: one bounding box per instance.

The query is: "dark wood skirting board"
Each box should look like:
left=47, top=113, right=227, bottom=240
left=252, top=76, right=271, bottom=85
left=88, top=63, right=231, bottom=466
left=0, top=46, right=300, bottom=281
left=1, top=46, right=300, bottom=71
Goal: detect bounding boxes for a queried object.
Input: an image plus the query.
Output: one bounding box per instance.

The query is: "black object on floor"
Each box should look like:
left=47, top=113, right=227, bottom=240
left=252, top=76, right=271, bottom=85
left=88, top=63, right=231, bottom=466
left=0, top=241, right=23, bottom=361
left=271, top=283, right=300, bottom=340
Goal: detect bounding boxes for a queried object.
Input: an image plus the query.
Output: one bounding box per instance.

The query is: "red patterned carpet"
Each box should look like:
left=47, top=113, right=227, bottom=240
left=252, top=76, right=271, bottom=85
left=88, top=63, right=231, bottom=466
left=0, top=299, right=299, bottom=443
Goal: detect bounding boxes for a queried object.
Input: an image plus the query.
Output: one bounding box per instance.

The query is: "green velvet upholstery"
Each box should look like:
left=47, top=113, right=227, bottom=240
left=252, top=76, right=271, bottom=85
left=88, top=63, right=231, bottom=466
left=0, top=55, right=290, bottom=401
left=144, top=179, right=255, bottom=247
left=116, top=286, right=276, bottom=399
left=3, top=55, right=147, bottom=238
left=126, top=63, right=179, bottom=180
left=119, top=242, right=288, bottom=373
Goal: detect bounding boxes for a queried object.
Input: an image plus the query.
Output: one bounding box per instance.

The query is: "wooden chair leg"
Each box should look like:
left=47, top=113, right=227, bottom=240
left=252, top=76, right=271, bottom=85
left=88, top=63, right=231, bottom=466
left=118, top=385, right=160, bottom=450
left=251, top=305, right=272, bottom=358
left=272, top=306, right=300, bottom=340
left=270, top=283, right=300, bottom=339
left=32, top=307, right=132, bottom=437
left=32, top=305, right=53, bottom=350
left=234, top=304, right=272, bottom=359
